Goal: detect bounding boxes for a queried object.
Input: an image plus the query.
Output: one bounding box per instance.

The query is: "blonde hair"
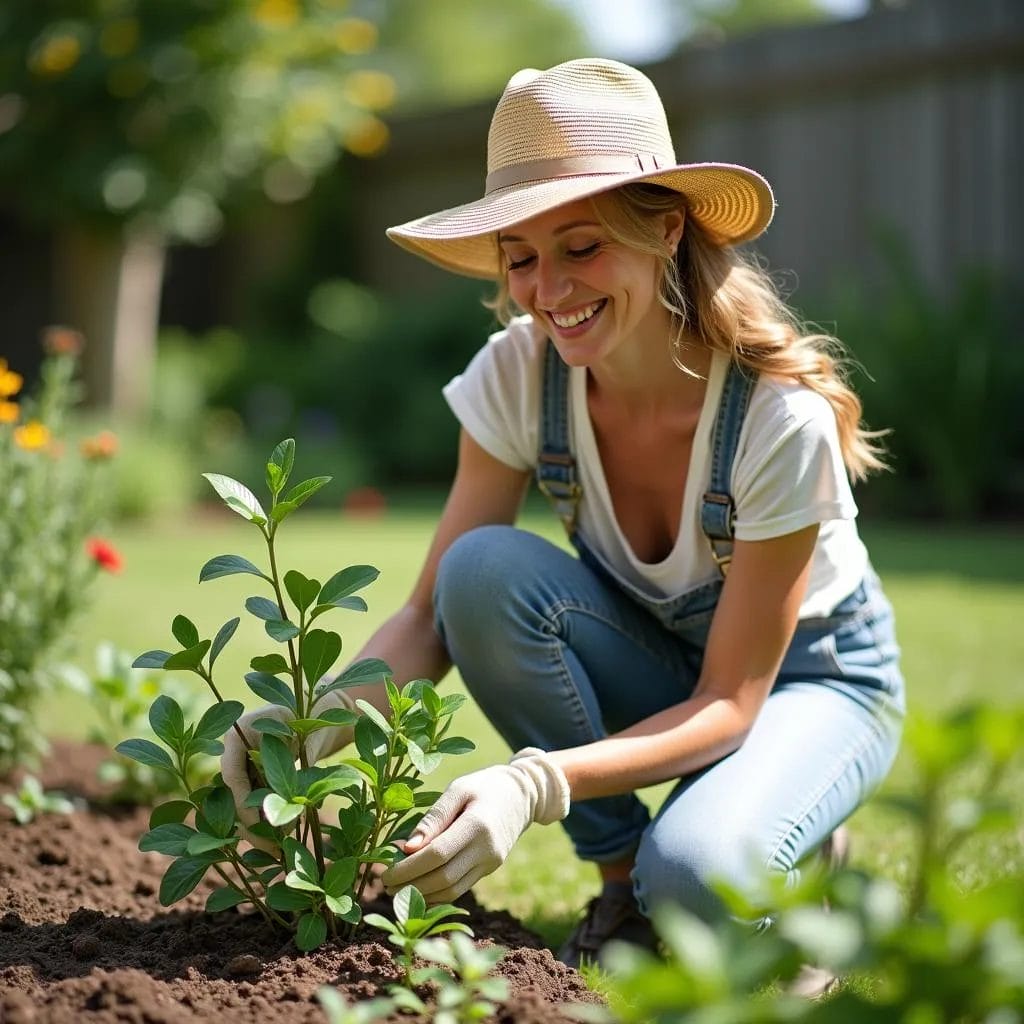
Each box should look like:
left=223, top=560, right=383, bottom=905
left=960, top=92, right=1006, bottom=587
left=489, top=183, right=887, bottom=482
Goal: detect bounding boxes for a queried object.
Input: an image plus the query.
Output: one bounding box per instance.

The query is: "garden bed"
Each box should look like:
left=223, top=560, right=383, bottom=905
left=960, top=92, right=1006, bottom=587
left=0, top=741, right=600, bottom=1023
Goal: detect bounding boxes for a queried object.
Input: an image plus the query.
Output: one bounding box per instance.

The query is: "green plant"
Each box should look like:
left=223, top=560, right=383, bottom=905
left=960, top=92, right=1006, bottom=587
left=61, top=642, right=208, bottom=804
left=572, top=703, right=1024, bottom=1023
left=0, top=330, right=118, bottom=777
left=316, top=987, right=395, bottom=1024
left=115, top=439, right=475, bottom=950
left=365, top=883, right=473, bottom=989
left=413, top=932, right=510, bottom=1024
left=1, top=774, right=75, bottom=825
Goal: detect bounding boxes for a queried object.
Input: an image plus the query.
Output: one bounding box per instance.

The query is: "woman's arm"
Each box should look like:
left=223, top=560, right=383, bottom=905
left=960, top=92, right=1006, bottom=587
left=549, top=523, right=820, bottom=799
left=340, top=429, right=531, bottom=714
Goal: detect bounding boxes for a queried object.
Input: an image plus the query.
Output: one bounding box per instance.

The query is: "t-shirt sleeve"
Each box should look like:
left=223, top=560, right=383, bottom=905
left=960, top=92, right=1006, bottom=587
left=732, top=384, right=857, bottom=541
left=441, top=318, right=542, bottom=471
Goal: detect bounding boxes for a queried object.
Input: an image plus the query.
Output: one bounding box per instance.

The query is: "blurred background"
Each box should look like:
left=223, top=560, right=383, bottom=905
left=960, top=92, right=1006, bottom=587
left=1, top=0, right=1021, bottom=522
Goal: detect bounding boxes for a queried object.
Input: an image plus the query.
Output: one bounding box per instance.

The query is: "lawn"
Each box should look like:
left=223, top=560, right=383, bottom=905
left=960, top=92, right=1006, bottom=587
left=53, top=503, right=1024, bottom=949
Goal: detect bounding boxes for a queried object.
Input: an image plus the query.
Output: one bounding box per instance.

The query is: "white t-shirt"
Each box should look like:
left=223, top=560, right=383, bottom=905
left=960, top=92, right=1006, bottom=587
left=443, top=315, right=867, bottom=619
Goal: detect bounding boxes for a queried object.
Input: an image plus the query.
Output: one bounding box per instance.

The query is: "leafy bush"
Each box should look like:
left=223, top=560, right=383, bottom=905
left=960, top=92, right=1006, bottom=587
left=0, top=329, right=119, bottom=776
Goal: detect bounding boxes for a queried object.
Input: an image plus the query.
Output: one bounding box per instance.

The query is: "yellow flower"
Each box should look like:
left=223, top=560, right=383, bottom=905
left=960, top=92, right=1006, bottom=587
left=343, top=70, right=396, bottom=112
left=254, top=0, right=299, bottom=29
left=14, top=420, right=50, bottom=451
left=0, top=359, right=23, bottom=398
left=333, top=17, right=377, bottom=54
left=0, top=401, right=19, bottom=424
left=30, top=34, right=82, bottom=78
left=344, top=114, right=389, bottom=157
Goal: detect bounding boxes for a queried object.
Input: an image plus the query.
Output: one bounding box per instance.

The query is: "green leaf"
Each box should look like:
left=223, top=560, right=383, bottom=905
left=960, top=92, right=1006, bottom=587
left=194, top=700, right=244, bottom=743
left=355, top=699, right=393, bottom=736
left=186, top=833, right=239, bottom=856
left=354, top=719, right=388, bottom=764
left=296, top=913, right=328, bottom=951
left=311, top=596, right=367, bottom=617
left=316, top=707, right=359, bottom=728
left=322, top=857, right=357, bottom=897
left=285, top=870, right=323, bottom=893
left=149, top=695, right=185, bottom=747
left=164, top=640, right=212, bottom=672
left=246, top=596, right=282, bottom=621
left=285, top=570, right=321, bottom=614
left=382, top=782, right=415, bottom=813
left=266, top=883, right=315, bottom=911
left=159, top=857, right=210, bottom=906
left=252, top=717, right=292, bottom=740
left=363, top=913, right=398, bottom=935
left=202, top=473, right=267, bottom=525
left=285, top=836, right=320, bottom=882
left=132, top=650, right=171, bottom=669
left=210, top=618, right=240, bottom=668
left=282, top=475, right=331, bottom=509
left=250, top=653, right=290, bottom=674
left=115, top=738, right=175, bottom=772
left=319, top=566, right=380, bottom=606
left=240, top=849, right=280, bottom=869
left=305, top=767, right=362, bottom=804
left=199, top=554, right=268, bottom=583
left=271, top=438, right=295, bottom=482
left=439, top=694, right=468, bottom=716
left=393, top=885, right=418, bottom=927
left=139, top=823, right=196, bottom=856
left=171, top=614, right=200, bottom=649
left=266, top=619, right=300, bottom=642
left=340, top=758, right=378, bottom=786
left=325, top=894, right=354, bottom=917
left=270, top=500, right=298, bottom=524
left=405, top=740, right=441, bottom=775
left=302, top=629, right=342, bottom=688
left=202, top=786, right=236, bottom=837
left=261, top=734, right=297, bottom=800
left=419, top=684, right=442, bottom=718
left=245, top=672, right=297, bottom=712
left=206, top=887, right=247, bottom=914
left=436, top=737, right=476, bottom=756
left=263, top=793, right=304, bottom=827
left=149, top=800, right=193, bottom=828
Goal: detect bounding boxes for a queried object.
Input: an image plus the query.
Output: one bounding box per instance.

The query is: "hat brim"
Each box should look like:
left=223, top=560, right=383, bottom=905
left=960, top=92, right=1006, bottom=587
left=387, top=162, right=774, bottom=279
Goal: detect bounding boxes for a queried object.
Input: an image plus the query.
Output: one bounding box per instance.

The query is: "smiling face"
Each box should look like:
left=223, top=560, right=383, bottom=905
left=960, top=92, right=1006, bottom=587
left=498, top=195, right=684, bottom=372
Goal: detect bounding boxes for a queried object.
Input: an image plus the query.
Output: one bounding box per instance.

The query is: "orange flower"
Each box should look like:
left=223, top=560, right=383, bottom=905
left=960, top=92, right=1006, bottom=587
left=14, top=420, right=50, bottom=451
left=41, top=326, right=84, bottom=356
left=0, top=400, right=18, bottom=424
left=0, top=359, right=23, bottom=398
left=80, top=430, right=119, bottom=460
left=86, top=537, right=123, bottom=573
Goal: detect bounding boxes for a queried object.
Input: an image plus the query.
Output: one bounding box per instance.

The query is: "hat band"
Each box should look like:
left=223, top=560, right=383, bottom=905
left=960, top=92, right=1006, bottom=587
left=485, top=152, right=672, bottom=195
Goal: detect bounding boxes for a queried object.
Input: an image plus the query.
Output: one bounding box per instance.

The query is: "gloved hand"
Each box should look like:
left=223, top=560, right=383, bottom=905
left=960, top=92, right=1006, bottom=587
left=381, top=747, right=570, bottom=903
left=221, top=688, right=358, bottom=852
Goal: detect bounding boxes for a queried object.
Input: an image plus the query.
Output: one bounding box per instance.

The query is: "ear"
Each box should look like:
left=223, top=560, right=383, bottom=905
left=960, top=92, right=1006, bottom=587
left=662, top=208, right=685, bottom=254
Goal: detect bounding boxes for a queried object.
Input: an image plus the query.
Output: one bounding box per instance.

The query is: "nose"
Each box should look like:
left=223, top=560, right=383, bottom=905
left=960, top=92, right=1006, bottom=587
left=533, top=255, right=572, bottom=308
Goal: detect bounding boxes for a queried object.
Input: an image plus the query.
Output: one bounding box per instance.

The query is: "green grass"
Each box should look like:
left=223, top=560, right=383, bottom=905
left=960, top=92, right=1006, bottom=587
left=52, top=507, right=1024, bottom=951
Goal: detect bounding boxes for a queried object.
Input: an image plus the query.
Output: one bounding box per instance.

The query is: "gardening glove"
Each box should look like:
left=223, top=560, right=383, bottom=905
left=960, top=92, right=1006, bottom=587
left=381, top=746, right=570, bottom=904
left=221, top=688, right=357, bottom=852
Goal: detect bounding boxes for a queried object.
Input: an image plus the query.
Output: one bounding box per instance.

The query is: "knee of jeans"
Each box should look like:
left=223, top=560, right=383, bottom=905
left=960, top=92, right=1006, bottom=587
left=633, top=818, right=781, bottom=923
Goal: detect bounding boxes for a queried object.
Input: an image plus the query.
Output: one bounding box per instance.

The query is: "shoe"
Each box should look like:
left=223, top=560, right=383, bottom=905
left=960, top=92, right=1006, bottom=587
left=557, top=881, right=660, bottom=970
left=787, top=825, right=851, bottom=1000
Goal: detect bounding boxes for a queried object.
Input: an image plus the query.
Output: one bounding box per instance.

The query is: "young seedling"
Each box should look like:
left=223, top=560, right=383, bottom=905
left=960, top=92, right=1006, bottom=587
left=413, top=932, right=510, bottom=1024
left=1, top=774, right=74, bottom=825
left=317, top=987, right=395, bottom=1024
left=114, top=439, right=476, bottom=950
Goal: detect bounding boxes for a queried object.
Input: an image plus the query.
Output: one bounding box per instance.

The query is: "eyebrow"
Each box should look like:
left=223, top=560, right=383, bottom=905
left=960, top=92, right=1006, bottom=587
left=498, top=220, right=601, bottom=243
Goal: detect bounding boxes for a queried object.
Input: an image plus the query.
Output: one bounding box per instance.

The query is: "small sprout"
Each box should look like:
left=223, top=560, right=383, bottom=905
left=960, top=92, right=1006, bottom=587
left=2, top=775, right=75, bottom=825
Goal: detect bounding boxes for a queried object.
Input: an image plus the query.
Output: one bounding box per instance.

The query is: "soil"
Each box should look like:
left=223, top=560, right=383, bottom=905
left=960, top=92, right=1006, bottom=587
left=0, top=741, right=602, bottom=1024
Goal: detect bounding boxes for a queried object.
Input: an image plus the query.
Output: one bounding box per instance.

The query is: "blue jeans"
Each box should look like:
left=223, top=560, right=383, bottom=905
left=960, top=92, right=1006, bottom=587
left=434, top=526, right=905, bottom=922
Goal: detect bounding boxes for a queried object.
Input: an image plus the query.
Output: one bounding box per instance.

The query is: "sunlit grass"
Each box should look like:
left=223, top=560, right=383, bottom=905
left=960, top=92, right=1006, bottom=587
left=53, top=507, right=1024, bottom=951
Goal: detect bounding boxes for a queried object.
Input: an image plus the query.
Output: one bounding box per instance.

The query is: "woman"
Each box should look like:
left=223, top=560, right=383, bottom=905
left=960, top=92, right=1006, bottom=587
left=222, top=58, right=905, bottom=978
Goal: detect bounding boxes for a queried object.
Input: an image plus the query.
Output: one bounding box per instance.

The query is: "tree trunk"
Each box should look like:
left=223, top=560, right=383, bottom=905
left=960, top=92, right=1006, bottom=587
left=51, top=221, right=166, bottom=420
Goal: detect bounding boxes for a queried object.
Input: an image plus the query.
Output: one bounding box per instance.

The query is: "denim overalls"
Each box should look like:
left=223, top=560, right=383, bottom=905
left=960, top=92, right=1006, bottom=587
left=433, top=343, right=905, bottom=921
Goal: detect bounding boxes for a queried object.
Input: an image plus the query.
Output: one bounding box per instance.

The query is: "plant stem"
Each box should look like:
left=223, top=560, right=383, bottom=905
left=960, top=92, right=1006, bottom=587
left=263, top=530, right=304, bottom=718
left=196, top=664, right=251, bottom=751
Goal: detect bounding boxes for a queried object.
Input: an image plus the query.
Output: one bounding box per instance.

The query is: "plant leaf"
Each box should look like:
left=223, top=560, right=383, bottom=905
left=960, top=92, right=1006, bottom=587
left=194, top=700, right=244, bottom=743
left=285, top=870, right=324, bottom=893
left=268, top=438, right=295, bottom=494
left=260, top=734, right=297, bottom=800
left=325, top=893, right=354, bottom=917
left=202, top=786, right=236, bottom=837
left=206, top=886, right=247, bottom=914
left=355, top=699, right=393, bottom=736
left=281, top=475, right=331, bottom=509
left=149, top=800, right=193, bottom=828
left=266, top=884, right=314, bottom=912
left=285, top=837, right=320, bottom=883
left=199, top=554, right=268, bottom=583
left=311, top=596, right=367, bottom=618
left=250, top=653, right=290, bottom=674
left=202, top=473, right=267, bottom=525
left=363, top=913, right=398, bottom=935
left=115, top=738, right=175, bottom=773
left=209, top=618, right=240, bottom=668
left=149, top=695, right=185, bottom=747
left=186, top=833, right=239, bottom=855
left=245, top=672, right=297, bottom=712
left=262, top=793, right=305, bottom=827
left=284, top=570, right=321, bottom=614
left=132, top=650, right=171, bottom=670
left=266, top=619, right=300, bottom=642
left=318, top=565, right=380, bottom=606
left=382, top=782, right=415, bottom=813
left=296, top=913, right=327, bottom=952
left=246, top=596, right=283, bottom=621
left=301, top=629, right=342, bottom=688
left=321, top=857, right=357, bottom=897
left=436, top=737, right=476, bottom=756
left=164, top=640, right=212, bottom=672
left=252, top=717, right=292, bottom=740
left=159, top=857, right=210, bottom=906
left=316, top=658, right=391, bottom=697
left=392, top=885, right=415, bottom=927
left=139, top=823, right=196, bottom=857
left=171, top=614, right=200, bottom=649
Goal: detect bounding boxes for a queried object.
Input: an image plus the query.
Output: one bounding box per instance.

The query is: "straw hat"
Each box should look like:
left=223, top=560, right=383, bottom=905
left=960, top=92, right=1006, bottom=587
left=386, top=58, right=775, bottom=280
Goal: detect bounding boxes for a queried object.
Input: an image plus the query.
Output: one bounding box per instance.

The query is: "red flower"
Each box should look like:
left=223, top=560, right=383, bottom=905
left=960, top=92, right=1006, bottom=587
left=86, top=537, right=123, bottom=573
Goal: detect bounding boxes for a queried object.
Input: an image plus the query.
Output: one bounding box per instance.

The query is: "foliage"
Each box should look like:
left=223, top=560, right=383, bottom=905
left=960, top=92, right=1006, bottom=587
left=0, top=1, right=396, bottom=240
left=317, top=986, right=395, bottom=1024
left=826, top=234, right=1024, bottom=519
left=61, top=642, right=208, bottom=804
left=1, top=774, right=75, bottom=825
left=115, top=439, right=475, bottom=950
left=412, top=932, right=510, bottom=1024
left=0, top=330, right=118, bottom=777
left=572, top=702, right=1024, bottom=1023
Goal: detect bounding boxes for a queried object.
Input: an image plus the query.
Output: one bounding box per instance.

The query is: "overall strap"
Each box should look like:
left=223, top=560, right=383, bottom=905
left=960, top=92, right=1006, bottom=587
left=536, top=342, right=581, bottom=536
left=701, top=361, right=758, bottom=577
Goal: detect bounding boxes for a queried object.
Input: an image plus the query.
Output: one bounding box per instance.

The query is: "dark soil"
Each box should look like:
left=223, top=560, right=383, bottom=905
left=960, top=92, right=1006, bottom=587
left=0, top=741, right=601, bottom=1023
